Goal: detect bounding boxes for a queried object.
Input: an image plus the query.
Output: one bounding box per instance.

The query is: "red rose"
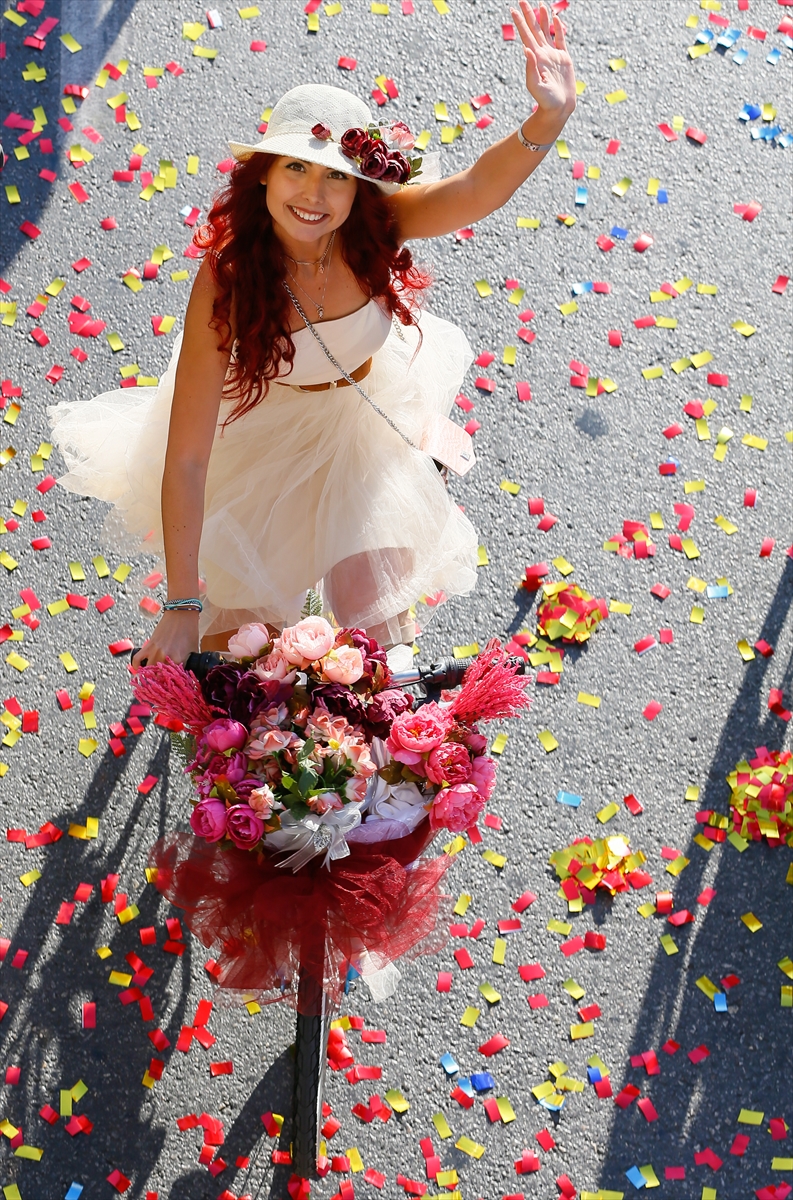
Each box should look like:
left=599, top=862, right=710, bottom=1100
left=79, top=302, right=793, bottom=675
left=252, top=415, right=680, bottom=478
left=359, top=143, right=390, bottom=179
left=311, top=123, right=332, bottom=141
left=379, top=151, right=411, bottom=184
left=340, top=127, right=368, bottom=156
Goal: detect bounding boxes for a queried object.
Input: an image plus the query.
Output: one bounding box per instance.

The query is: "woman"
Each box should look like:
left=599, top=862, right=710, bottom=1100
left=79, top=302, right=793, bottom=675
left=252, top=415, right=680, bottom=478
left=49, top=2, right=576, bottom=662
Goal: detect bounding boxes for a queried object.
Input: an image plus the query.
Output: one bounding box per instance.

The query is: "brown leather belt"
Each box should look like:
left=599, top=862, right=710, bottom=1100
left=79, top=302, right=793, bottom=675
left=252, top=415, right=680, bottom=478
left=290, top=357, right=373, bottom=393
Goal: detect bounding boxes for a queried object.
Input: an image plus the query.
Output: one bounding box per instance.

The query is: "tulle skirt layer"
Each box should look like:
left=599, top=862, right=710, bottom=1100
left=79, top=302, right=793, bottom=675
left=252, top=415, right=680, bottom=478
left=48, top=311, right=479, bottom=642
left=148, top=822, right=451, bottom=1011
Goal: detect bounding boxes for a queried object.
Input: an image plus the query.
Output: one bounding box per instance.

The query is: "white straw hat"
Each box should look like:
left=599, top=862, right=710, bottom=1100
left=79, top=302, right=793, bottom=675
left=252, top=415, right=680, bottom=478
left=228, top=83, right=439, bottom=195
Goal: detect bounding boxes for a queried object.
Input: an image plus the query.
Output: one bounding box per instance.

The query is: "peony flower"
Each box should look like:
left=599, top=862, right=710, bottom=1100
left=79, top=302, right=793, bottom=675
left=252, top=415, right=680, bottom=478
left=190, top=799, right=228, bottom=842
left=200, top=662, right=246, bottom=711
left=364, top=687, right=412, bottom=737
left=311, top=122, right=332, bottom=141
left=203, top=718, right=248, bottom=754
left=469, top=754, right=497, bottom=801
left=226, top=803, right=265, bottom=849
left=335, top=627, right=390, bottom=688
left=340, top=127, right=369, bottom=156
left=322, top=645, right=364, bottom=686
left=381, top=120, right=416, bottom=152
left=223, top=752, right=249, bottom=785
left=228, top=672, right=282, bottom=725
left=307, top=792, right=344, bottom=815
left=245, top=727, right=300, bottom=758
left=311, top=682, right=366, bottom=725
left=278, top=615, right=335, bottom=667
left=429, top=782, right=485, bottom=833
left=250, top=702, right=289, bottom=730
left=248, top=785, right=276, bottom=818
left=464, top=729, right=488, bottom=755
left=379, top=151, right=411, bottom=184
left=251, top=645, right=296, bottom=683
left=306, top=705, right=355, bottom=745
left=425, top=741, right=473, bottom=787
left=359, top=143, right=390, bottom=180
left=386, top=702, right=454, bottom=764
left=227, top=622, right=271, bottom=660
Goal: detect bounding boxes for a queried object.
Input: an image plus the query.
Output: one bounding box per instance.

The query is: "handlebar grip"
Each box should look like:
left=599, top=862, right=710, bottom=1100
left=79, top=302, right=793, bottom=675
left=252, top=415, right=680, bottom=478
left=127, top=647, right=224, bottom=679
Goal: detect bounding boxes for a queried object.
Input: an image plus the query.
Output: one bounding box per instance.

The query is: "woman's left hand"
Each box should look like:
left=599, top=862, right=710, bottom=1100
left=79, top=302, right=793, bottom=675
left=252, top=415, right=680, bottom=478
left=511, top=1, right=577, bottom=116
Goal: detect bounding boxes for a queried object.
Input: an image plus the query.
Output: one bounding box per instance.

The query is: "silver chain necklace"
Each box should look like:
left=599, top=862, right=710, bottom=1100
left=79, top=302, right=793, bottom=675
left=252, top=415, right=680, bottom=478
left=285, top=233, right=334, bottom=271
left=283, top=230, right=335, bottom=319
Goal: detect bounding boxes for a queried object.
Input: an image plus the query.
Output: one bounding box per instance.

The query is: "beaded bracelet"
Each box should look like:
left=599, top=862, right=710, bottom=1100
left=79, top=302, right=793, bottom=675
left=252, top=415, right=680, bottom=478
left=516, top=123, right=556, bottom=153
left=162, top=598, right=203, bottom=613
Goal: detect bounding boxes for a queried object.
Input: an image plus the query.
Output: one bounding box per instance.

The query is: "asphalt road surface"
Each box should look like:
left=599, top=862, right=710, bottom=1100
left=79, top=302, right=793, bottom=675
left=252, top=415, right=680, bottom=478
left=0, top=1, right=791, bottom=1198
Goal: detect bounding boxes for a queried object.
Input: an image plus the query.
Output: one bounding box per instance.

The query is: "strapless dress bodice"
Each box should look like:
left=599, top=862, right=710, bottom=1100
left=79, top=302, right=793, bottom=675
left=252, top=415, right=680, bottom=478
left=276, top=298, right=393, bottom=386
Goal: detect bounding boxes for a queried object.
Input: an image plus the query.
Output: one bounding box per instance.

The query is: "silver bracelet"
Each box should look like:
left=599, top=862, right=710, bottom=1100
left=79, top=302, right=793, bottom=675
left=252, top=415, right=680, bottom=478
left=517, top=122, right=556, bottom=153
left=163, top=598, right=203, bottom=613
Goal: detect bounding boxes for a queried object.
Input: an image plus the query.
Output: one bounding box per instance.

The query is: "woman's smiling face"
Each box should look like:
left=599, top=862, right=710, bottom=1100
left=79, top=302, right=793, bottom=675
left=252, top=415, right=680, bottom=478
left=261, top=156, right=358, bottom=245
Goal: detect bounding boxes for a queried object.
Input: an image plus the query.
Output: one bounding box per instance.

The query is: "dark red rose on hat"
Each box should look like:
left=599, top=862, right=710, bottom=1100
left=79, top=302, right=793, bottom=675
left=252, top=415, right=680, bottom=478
left=379, top=151, right=411, bottom=184
left=311, top=122, right=332, bottom=141
left=360, top=143, right=390, bottom=179
left=340, top=127, right=368, bottom=156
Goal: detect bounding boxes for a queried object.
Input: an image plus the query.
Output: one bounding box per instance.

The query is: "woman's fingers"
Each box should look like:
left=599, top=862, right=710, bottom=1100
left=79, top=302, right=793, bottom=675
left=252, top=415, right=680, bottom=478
left=519, top=0, right=545, bottom=45
left=511, top=4, right=539, bottom=51
left=537, top=2, right=552, bottom=40
left=131, top=641, right=150, bottom=669
left=552, top=12, right=567, bottom=52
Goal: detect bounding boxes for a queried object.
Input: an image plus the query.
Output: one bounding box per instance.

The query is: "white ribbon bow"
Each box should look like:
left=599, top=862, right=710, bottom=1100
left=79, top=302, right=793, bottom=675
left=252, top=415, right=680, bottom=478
left=265, top=803, right=364, bottom=873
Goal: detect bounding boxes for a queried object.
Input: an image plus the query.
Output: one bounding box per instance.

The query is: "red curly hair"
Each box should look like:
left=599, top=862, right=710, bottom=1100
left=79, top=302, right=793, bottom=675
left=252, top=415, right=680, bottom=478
left=193, top=153, right=432, bottom=424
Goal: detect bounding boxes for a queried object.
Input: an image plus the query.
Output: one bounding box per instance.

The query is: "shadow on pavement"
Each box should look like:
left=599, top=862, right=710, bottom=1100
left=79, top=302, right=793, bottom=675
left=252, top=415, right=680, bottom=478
left=595, top=554, right=793, bottom=1195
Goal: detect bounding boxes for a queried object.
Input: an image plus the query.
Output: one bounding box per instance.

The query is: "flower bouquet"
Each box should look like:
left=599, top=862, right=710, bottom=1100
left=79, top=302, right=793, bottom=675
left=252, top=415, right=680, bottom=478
left=131, top=612, right=531, bottom=872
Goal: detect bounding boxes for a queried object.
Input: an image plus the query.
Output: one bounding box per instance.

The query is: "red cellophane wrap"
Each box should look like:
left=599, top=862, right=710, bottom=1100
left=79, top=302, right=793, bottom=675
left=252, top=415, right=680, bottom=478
left=149, top=819, right=450, bottom=1012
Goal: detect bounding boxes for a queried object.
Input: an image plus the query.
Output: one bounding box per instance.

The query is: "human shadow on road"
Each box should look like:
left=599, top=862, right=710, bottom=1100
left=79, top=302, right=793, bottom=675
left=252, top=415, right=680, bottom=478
left=593, top=554, right=793, bottom=1196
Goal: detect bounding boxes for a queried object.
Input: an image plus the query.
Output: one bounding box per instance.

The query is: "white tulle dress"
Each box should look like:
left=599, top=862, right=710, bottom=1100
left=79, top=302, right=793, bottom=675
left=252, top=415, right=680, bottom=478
left=48, top=299, right=479, bottom=643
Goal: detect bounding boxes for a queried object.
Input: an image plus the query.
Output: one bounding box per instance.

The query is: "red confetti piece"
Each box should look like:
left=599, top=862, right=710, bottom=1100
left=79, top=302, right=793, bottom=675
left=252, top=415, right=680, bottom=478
left=642, top=700, right=662, bottom=720
left=688, top=1044, right=710, bottom=1064
left=107, top=1171, right=132, bottom=1194
left=478, top=1032, right=509, bottom=1056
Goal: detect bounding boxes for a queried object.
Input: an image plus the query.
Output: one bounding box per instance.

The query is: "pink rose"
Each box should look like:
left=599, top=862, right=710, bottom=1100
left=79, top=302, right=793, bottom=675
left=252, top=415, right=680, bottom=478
left=381, top=121, right=416, bottom=152
left=425, top=741, right=473, bottom=787
left=278, top=616, right=336, bottom=667
left=226, top=804, right=265, bottom=849
left=429, top=783, right=485, bottom=833
left=203, top=718, right=248, bottom=754
left=322, top=645, right=364, bottom=685
left=469, top=755, right=497, bottom=801
left=252, top=646, right=296, bottom=683
left=190, top=799, right=228, bottom=842
left=307, top=792, right=344, bottom=815
left=227, top=622, right=271, bottom=659
left=345, top=775, right=368, bottom=803
left=249, top=785, right=275, bottom=817
left=386, top=702, right=454, bottom=765
left=245, top=727, right=300, bottom=758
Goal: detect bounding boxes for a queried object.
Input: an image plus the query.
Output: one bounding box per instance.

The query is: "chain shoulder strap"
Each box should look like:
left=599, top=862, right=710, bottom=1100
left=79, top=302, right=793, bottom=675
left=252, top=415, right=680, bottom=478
left=282, top=282, right=420, bottom=453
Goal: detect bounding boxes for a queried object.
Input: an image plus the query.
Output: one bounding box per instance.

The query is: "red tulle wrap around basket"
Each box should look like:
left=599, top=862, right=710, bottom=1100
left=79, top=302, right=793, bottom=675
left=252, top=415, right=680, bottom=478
left=149, top=821, right=450, bottom=1012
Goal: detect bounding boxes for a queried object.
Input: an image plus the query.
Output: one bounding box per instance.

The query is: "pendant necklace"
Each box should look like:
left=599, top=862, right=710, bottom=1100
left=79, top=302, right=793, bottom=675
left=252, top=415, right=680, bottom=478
left=284, top=230, right=335, bottom=319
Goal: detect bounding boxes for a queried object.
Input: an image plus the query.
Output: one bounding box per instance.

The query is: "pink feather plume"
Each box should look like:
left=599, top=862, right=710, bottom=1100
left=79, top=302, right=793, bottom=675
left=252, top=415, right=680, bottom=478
left=449, top=638, right=532, bottom=726
left=130, top=659, right=218, bottom=735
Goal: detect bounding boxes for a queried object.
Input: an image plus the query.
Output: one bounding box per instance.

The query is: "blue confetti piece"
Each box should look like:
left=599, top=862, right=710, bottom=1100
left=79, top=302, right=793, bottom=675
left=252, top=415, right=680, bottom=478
left=739, top=103, right=761, bottom=121
left=777, top=132, right=793, bottom=149
left=344, top=964, right=360, bottom=993
left=626, top=1165, right=646, bottom=1189
left=714, top=992, right=728, bottom=1012
left=733, top=47, right=749, bottom=65
left=706, top=584, right=729, bottom=599
left=65, top=1187, right=84, bottom=1200
left=470, top=1071, right=495, bottom=1091
left=657, top=189, right=668, bottom=204
left=557, top=789, right=583, bottom=808
left=783, top=35, right=793, bottom=51
left=539, top=1094, right=565, bottom=1111
left=456, top=1076, right=475, bottom=1097
left=440, top=1052, right=459, bottom=1075
left=610, top=225, right=629, bottom=239
left=695, top=28, right=714, bottom=44
left=717, top=29, right=741, bottom=49
left=766, top=48, right=781, bottom=66
left=587, top=1066, right=602, bottom=1083
left=575, top=186, right=588, bottom=206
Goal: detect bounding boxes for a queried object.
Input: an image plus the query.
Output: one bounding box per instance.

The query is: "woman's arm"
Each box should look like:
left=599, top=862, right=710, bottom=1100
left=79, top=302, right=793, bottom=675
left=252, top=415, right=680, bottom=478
left=131, top=259, right=232, bottom=666
left=390, top=2, right=576, bottom=242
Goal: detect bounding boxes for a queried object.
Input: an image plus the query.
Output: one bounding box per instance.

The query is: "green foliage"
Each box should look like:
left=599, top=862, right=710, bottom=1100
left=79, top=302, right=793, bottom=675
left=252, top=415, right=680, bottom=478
left=301, top=587, right=323, bottom=617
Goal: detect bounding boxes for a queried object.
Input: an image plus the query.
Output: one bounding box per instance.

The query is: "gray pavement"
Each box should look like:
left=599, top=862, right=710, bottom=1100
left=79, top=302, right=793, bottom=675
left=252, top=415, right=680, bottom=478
left=0, top=0, right=791, bottom=1197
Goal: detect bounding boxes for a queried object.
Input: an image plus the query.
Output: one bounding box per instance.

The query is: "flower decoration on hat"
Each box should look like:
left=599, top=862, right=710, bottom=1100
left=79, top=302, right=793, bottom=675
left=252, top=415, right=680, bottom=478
left=311, top=119, right=424, bottom=185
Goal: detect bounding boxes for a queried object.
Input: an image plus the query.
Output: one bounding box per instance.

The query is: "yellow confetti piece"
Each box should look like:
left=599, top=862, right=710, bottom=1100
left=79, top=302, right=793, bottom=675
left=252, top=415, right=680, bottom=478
left=696, top=975, right=719, bottom=1000
left=642, top=366, right=664, bottom=380
left=443, top=835, right=466, bottom=856
left=696, top=282, right=718, bottom=295
left=552, top=556, right=574, bottom=576
left=605, top=88, right=628, bottom=104
left=609, top=57, right=627, bottom=70
left=432, top=1112, right=453, bottom=1139
left=737, top=1109, right=765, bottom=1125
left=60, top=32, right=82, bottom=52
left=453, top=642, right=479, bottom=659
left=20, top=870, right=41, bottom=886
left=577, top=692, right=601, bottom=709
left=637, top=901, right=656, bottom=918
left=660, top=934, right=678, bottom=955
left=555, top=139, right=570, bottom=158
left=108, top=971, right=133, bottom=986
left=537, top=730, right=558, bottom=753
left=453, top=893, right=471, bottom=916
left=473, top=279, right=492, bottom=298
left=690, top=606, right=705, bottom=625
left=346, top=1146, right=364, bottom=1172
left=77, top=739, right=98, bottom=758
left=59, top=651, right=79, bottom=673
left=455, top=1135, right=485, bottom=1158
left=596, top=803, right=619, bottom=824
left=742, top=433, right=768, bottom=451
left=117, top=903, right=140, bottom=924
left=609, top=600, right=632, bottom=615
left=479, top=982, right=501, bottom=1004
left=571, top=1022, right=594, bottom=1040
left=684, top=479, right=705, bottom=494
left=238, top=4, right=261, bottom=15
left=384, top=1088, right=409, bottom=1112
left=482, top=849, right=506, bottom=869
left=681, top=538, right=700, bottom=560
left=500, top=479, right=521, bottom=495
left=106, top=332, right=125, bottom=352
left=665, top=855, right=690, bottom=877
left=460, top=1006, right=480, bottom=1027
left=490, top=731, right=508, bottom=754
left=612, top=176, right=632, bottom=197
left=5, top=652, right=29, bottom=672
left=182, top=21, right=206, bottom=39
left=516, top=216, right=540, bottom=229
left=558, top=300, right=579, bottom=316
left=3, top=1184, right=22, bottom=1200
left=741, top=912, right=762, bottom=932
left=492, top=938, right=506, bottom=965
left=548, top=918, right=572, bottom=935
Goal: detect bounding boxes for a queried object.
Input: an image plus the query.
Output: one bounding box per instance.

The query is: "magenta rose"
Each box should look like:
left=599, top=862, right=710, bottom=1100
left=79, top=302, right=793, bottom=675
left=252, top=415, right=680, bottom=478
left=429, top=783, right=485, bottom=833
left=190, top=799, right=228, bottom=842
left=425, top=741, right=473, bottom=787
left=226, top=804, right=265, bottom=849
left=340, top=127, right=369, bottom=156
left=379, top=151, right=411, bottom=184
left=386, top=702, right=454, bottom=765
left=204, top=718, right=248, bottom=754
left=469, top=754, right=497, bottom=801
left=311, top=122, right=332, bottom=141
left=359, top=143, right=390, bottom=179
